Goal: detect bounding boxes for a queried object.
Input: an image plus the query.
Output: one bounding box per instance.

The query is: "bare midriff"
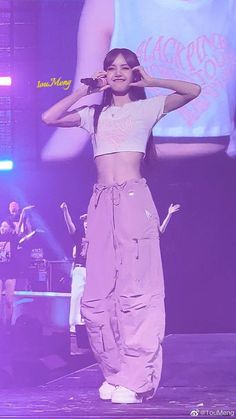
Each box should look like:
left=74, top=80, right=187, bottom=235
left=95, top=151, right=143, bottom=185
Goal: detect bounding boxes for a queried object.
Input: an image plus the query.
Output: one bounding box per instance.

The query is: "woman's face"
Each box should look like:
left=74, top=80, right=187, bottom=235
left=106, top=54, right=134, bottom=92
left=9, top=201, right=20, bottom=214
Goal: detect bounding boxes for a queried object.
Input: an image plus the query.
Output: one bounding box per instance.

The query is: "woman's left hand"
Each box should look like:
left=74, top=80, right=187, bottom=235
left=168, top=204, right=181, bottom=215
left=129, top=66, right=155, bottom=88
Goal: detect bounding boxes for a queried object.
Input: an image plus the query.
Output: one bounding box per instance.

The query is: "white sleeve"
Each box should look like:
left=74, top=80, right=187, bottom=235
left=77, top=106, right=95, bottom=134
left=142, top=95, right=167, bottom=127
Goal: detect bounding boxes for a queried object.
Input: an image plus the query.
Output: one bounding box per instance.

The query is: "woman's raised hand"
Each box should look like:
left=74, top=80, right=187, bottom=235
left=168, top=203, right=181, bottom=215
left=60, top=202, right=68, bottom=210
left=89, top=71, right=110, bottom=92
left=130, top=66, right=155, bottom=88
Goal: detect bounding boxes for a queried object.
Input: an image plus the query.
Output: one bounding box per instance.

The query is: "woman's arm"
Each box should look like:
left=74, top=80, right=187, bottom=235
left=60, top=202, right=76, bottom=235
left=16, top=205, right=35, bottom=235
left=131, top=66, right=201, bottom=113
left=159, top=204, right=180, bottom=234
left=151, top=79, right=201, bottom=114
left=42, top=86, right=88, bottom=127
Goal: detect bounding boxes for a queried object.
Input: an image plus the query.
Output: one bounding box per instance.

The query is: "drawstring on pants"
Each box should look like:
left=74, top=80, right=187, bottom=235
left=94, top=182, right=127, bottom=209
left=93, top=182, right=127, bottom=264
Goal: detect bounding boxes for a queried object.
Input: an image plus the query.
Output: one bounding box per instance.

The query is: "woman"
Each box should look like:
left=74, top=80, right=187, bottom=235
left=42, top=48, right=200, bottom=403
left=7, top=201, right=34, bottom=235
left=60, top=202, right=90, bottom=354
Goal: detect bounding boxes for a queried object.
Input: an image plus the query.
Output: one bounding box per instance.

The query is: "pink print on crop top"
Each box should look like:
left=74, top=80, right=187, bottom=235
left=98, top=113, right=134, bottom=146
left=78, top=96, right=167, bottom=157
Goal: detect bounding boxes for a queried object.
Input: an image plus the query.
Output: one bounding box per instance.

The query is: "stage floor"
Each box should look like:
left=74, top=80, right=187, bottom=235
left=0, top=333, right=236, bottom=418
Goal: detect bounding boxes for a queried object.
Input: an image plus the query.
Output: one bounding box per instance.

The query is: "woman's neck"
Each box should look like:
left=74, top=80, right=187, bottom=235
left=112, top=92, right=131, bottom=107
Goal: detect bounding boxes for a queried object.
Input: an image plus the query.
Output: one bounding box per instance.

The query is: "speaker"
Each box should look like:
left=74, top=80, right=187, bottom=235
left=29, top=259, right=48, bottom=291
left=47, top=260, right=72, bottom=292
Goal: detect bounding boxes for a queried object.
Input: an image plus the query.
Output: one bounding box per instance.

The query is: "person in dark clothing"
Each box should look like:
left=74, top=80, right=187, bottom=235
left=7, top=201, right=34, bottom=235
left=0, top=220, right=20, bottom=328
left=60, top=202, right=89, bottom=353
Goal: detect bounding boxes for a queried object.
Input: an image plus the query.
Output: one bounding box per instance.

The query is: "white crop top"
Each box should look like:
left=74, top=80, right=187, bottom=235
left=78, top=95, right=167, bottom=157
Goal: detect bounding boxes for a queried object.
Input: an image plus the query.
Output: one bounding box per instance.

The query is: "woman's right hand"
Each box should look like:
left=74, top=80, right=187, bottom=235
left=88, top=71, right=110, bottom=93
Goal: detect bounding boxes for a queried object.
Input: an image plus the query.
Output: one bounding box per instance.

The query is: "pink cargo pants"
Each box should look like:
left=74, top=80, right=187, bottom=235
left=81, top=178, right=165, bottom=395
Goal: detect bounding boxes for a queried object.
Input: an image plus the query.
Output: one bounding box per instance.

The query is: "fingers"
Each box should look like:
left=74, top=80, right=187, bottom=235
left=129, top=81, right=142, bottom=86
left=99, top=83, right=111, bottom=92
left=131, top=65, right=144, bottom=72
left=129, top=80, right=144, bottom=88
left=91, top=70, right=107, bottom=79
left=172, top=204, right=181, bottom=212
left=88, top=71, right=108, bottom=92
left=132, top=65, right=147, bottom=78
left=60, top=202, right=67, bottom=209
left=168, top=203, right=181, bottom=214
left=171, top=203, right=181, bottom=208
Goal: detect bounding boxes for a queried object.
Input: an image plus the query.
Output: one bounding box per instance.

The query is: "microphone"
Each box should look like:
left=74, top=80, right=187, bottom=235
left=80, top=78, right=106, bottom=89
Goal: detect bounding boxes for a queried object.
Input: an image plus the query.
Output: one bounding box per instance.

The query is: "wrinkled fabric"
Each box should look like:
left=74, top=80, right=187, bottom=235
left=81, top=178, right=165, bottom=394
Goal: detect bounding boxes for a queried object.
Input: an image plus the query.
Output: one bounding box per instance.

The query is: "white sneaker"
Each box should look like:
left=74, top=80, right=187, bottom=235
left=99, top=381, right=116, bottom=400
left=111, top=386, right=143, bottom=404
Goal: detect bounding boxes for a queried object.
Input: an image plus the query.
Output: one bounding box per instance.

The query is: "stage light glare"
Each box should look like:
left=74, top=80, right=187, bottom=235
left=0, top=76, right=12, bottom=86
left=0, top=160, right=14, bottom=170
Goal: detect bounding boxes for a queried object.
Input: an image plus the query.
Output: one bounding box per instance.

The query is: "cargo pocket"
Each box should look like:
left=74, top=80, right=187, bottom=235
left=118, top=294, right=150, bottom=354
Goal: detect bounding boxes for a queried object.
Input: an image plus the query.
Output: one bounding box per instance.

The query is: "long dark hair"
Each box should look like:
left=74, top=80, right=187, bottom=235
left=93, top=48, right=157, bottom=163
